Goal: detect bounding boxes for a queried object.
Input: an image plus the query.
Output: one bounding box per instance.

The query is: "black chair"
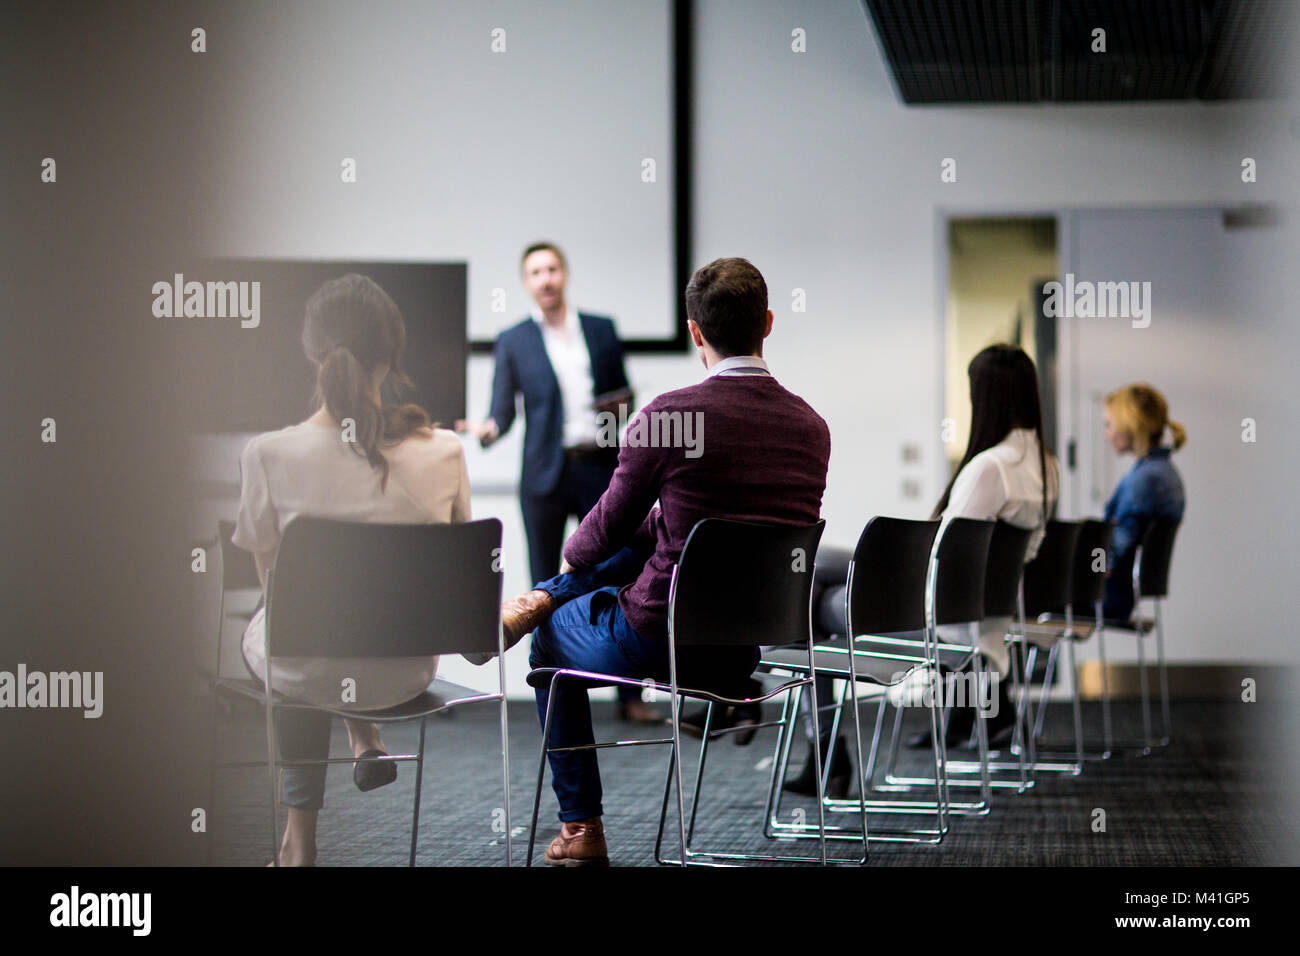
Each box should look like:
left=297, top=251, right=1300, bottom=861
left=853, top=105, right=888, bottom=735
left=867, top=517, right=997, bottom=812
left=1025, top=519, right=1115, bottom=758
left=524, top=518, right=836, bottom=866
left=935, top=519, right=1037, bottom=792
left=1104, top=517, right=1181, bottom=753
left=1015, top=519, right=1085, bottom=773
left=209, top=517, right=511, bottom=866
left=197, top=519, right=268, bottom=865
left=760, top=517, right=946, bottom=850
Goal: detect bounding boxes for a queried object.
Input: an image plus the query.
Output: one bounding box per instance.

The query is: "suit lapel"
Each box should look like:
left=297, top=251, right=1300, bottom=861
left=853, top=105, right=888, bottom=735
left=521, top=317, right=561, bottom=397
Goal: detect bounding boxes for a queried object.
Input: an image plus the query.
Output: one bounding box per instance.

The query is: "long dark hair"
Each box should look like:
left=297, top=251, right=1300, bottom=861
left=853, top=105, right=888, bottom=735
left=932, top=344, right=1050, bottom=520
left=301, top=273, right=431, bottom=490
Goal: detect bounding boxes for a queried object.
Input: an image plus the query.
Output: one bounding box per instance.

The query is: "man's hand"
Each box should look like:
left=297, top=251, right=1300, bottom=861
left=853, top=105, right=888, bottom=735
left=454, top=417, right=500, bottom=448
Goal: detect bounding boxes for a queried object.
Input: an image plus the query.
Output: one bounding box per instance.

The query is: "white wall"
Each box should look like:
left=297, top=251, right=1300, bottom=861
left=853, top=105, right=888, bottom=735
left=1062, top=207, right=1299, bottom=663
left=202, top=0, right=1300, bottom=691
left=687, top=0, right=1297, bottom=667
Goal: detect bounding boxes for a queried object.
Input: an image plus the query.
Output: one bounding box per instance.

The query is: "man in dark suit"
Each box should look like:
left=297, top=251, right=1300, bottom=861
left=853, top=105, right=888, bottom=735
left=460, top=242, right=656, bottom=723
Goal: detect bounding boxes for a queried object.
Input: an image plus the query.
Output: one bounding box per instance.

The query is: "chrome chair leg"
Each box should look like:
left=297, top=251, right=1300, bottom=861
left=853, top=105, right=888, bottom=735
left=1155, top=602, right=1172, bottom=746
left=1097, top=620, right=1114, bottom=757
left=654, top=746, right=676, bottom=864
left=764, top=686, right=800, bottom=837
left=1136, top=631, right=1153, bottom=756
left=1031, top=643, right=1060, bottom=740
left=265, top=693, right=280, bottom=868
left=526, top=679, right=562, bottom=867
left=862, top=693, right=889, bottom=785
left=409, top=717, right=427, bottom=867
left=498, top=657, right=512, bottom=868
left=670, top=687, right=689, bottom=866
left=882, top=693, right=907, bottom=783
left=1007, top=640, right=1030, bottom=792
left=807, top=651, right=829, bottom=867
left=685, top=702, right=715, bottom=843
left=1069, top=639, right=1084, bottom=771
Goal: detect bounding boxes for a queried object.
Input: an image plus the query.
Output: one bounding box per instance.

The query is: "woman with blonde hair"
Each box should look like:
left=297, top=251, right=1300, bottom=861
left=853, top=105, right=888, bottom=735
left=1102, top=383, right=1187, bottom=622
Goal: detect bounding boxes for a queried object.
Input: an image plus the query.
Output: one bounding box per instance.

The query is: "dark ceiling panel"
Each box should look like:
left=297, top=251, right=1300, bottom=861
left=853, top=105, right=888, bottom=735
left=861, top=0, right=1291, bottom=104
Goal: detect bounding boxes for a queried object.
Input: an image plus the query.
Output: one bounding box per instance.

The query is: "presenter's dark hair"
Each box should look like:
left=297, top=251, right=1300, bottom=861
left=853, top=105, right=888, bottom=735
left=521, top=241, right=567, bottom=271
left=932, top=344, right=1049, bottom=520
left=684, top=257, right=768, bottom=357
left=302, top=273, right=431, bottom=490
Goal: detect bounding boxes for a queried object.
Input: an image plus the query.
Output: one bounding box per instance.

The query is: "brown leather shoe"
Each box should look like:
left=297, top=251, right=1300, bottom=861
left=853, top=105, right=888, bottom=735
left=501, top=589, right=557, bottom=647
left=545, top=817, right=609, bottom=867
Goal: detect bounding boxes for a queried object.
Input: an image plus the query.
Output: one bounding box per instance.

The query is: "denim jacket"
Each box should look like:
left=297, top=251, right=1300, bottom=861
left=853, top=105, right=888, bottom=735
left=1102, top=447, right=1185, bottom=619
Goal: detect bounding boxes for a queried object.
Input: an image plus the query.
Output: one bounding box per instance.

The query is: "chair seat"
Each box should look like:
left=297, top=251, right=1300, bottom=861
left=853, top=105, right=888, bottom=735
left=212, top=675, right=494, bottom=720
left=1019, top=622, right=1068, bottom=649
left=761, top=637, right=943, bottom=686
left=1102, top=616, right=1155, bottom=635
left=525, top=666, right=808, bottom=706
left=1029, top=614, right=1097, bottom=643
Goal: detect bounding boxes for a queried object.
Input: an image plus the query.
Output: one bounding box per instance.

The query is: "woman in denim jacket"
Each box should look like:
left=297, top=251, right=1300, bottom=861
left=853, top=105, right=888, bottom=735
left=1102, top=383, right=1187, bottom=622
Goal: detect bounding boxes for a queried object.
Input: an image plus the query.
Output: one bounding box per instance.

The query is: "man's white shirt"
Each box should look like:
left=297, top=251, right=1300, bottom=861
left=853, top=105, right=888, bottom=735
left=532, top=305, right=598, bottom=447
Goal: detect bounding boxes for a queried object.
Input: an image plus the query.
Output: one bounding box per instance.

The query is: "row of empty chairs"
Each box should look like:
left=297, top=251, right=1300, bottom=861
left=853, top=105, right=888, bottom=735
left=200, top=509, right=1177, bottom=866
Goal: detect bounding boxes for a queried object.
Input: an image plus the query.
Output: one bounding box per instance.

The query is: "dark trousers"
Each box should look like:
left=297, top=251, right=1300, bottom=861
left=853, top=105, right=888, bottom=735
left=529, top=549, right=757, bottom=821
left=274, top=710, right=332, bottom=810
left=242, top=643, right=332, bottom=810
left=520, top=453, right=617, bottom=583
left=522, top=451, right=645, bottom=705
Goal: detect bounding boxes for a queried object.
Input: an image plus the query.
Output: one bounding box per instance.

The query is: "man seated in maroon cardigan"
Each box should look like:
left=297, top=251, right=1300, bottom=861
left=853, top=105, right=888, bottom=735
left=500, top=257, right=831, bottom=866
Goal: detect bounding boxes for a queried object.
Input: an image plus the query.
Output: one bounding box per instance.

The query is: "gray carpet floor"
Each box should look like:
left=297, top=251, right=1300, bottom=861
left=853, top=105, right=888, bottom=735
left=206, top=697, right=1293, bottom=867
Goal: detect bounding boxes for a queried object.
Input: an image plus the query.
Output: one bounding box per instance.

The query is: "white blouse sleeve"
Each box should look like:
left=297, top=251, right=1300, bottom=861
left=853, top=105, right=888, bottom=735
left=944, top=454, right=1006, bottom=521
left=232, top=439, right=279, bottom=555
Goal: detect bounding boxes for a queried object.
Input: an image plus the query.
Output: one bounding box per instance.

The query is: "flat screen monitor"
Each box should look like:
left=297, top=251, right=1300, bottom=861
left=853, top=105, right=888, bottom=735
left=172, top=259, right=467, bottom=434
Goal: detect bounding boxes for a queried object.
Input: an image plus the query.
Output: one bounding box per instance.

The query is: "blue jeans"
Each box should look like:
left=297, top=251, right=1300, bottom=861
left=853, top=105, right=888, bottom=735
left=530, top=549, right=665, bottom=822
left=529, top=548, right=760, bottom=821
left=240, top=628, right=331, bottom=811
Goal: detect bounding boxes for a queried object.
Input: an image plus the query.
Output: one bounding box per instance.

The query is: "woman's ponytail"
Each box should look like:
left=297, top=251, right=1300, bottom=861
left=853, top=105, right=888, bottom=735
left=1167, top=418, right=1188, bottom=451
left=316, top=344, right=389, bottom=486
left=303, top=274, right=433, bottom=491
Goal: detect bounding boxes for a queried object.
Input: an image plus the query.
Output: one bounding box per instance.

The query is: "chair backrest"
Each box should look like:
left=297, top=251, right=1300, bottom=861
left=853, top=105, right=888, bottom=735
left=1134, top=517, right=1180, bottom=599
left=669, top=518, right=825, bottom=647
left=1021, top=519, right=1082, bottom=617
left=266, top=516, right=503, bottom=658
left=931, top=517, right=994, bottom=626
left=1071, top=519, right=1113, bottom=614
left=845, top=517, right=941, bottom=637
left=983, top=520, right=1035, bottom=618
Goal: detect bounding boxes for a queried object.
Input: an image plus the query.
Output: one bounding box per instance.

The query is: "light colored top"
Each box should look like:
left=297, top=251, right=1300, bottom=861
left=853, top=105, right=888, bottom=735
left=938, top=427, right=1060, bottom=675
left=232, top=421, right=470, bottom=709
left=943, top=427, right=1059, bottom=562
left=532, top=305, right=598, bottom=448
left=707, top=355, right=771, bottom=378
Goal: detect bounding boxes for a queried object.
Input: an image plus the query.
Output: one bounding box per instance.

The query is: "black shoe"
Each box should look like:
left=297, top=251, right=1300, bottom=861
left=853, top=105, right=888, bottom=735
left=353, top=749, right=397, bottom=792
left=783, top=736, right=852, bottom=798
left=676, top=702, right=762, bottom=746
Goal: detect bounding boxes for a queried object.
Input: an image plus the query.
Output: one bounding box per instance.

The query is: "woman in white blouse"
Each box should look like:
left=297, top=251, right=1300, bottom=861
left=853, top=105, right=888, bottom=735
left=920, top=343, right=1059, bottom=747
left=233, top=273, right=470, bottom=865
